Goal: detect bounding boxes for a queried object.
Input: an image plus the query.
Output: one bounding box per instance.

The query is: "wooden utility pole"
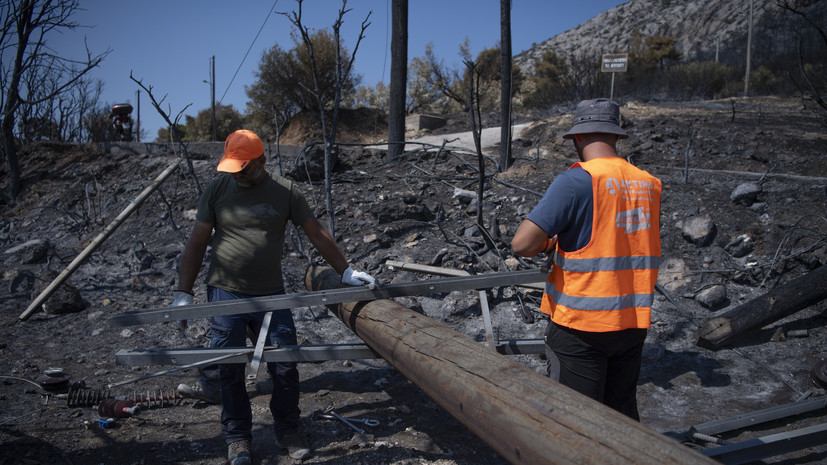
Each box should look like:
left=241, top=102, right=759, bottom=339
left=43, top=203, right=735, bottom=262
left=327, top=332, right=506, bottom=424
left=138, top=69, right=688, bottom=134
left=499, top=0, right=512, bottom=172
left=388, top=0, right=408, bottom=159
left=210, top=55, right=217, bottom=141
left=136, top=90, right=141, bottom=143
left=306, top=266, right=717, bottom=465
left=744, top=0, right=753, bottom=97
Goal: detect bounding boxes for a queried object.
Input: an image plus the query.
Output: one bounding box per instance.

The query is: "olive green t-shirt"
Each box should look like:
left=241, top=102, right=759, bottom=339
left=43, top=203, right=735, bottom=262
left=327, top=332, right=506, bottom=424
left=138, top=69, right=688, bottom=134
left=196, top=172, right=313, bottom=295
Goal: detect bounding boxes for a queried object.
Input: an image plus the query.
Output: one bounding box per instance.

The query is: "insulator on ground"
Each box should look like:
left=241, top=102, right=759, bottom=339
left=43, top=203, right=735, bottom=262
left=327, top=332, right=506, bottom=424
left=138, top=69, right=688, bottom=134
left=66, top=382, right=110, bottom=408
left=98, top=398, right=138, bottom=418
left=126, top=388, right=184, bottom=408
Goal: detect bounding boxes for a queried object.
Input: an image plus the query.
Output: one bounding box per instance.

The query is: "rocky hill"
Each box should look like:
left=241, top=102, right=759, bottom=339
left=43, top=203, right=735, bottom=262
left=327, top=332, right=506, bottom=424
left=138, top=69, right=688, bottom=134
left=515, top=0, right=827, bottom=75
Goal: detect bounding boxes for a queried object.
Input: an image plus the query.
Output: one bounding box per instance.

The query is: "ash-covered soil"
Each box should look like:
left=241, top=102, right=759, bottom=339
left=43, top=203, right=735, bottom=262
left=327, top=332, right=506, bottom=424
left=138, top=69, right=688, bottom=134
left=1, top=97, right=825, bottom=465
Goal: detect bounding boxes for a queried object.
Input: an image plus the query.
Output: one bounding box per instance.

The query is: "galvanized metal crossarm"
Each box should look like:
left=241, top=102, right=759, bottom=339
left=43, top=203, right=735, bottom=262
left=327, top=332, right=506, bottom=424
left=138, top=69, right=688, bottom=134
left=109, top=269, right=547, bottom=327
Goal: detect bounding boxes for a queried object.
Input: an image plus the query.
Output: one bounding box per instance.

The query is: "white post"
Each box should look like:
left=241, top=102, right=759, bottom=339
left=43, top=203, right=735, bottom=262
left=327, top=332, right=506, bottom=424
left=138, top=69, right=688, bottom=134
left=610, top=72, right=616, bottom=101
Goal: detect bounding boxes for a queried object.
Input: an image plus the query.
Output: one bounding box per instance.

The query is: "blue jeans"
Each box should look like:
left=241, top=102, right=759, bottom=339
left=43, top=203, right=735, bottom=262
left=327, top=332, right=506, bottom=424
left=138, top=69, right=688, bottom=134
left=208, top=286, right=300, bottom=444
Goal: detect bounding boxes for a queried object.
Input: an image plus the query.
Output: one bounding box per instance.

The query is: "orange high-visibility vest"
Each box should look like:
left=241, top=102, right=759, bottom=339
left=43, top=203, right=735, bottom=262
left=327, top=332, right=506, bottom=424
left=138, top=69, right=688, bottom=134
left=540, top=157, right=662, bottom=332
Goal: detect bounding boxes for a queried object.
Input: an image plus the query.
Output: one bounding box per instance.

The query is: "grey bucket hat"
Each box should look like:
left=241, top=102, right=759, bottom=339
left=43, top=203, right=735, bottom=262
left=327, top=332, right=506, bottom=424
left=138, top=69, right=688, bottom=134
left=562, top=98, right=628, bottom=139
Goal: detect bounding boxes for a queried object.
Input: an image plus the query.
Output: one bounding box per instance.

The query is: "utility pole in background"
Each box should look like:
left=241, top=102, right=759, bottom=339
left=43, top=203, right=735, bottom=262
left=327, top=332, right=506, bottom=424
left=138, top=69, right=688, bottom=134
left=388, top=0, right=408, bottom=159
left=744, top=0, right=753, bottom=97
left=210, top=55, right=217, bottom=141
left=499, top=0, right=512, bottom=172
left=136, top=90, right=141, bottom=142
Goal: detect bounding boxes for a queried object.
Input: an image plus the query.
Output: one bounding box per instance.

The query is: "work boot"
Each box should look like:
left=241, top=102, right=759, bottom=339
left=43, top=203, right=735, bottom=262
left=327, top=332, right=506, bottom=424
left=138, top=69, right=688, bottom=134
left=176, top=382, right=221, bottom=404
left=227, top=439, right=251, bottom=465
left=275, top=430, right=311, bottom=460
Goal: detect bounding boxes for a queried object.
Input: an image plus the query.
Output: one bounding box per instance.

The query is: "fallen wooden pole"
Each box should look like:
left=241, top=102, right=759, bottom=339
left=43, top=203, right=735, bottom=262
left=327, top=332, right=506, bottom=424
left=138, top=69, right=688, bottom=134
left=306, top=265, right=715, bottom=465
left=19, top=160, right=180, bottom=322
left=697, top=265, right=827, bottom=350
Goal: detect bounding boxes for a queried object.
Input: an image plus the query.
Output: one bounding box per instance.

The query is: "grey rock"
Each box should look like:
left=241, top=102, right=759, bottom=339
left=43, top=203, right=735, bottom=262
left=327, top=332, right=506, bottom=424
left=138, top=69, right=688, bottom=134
left=750, top=202, right=768, bottom=214
left=287, top=145, right=339, bottom=182
left=730, top=182, right=762, bottom=206
left=680, top=214, right=716, bottom=247
left=4, top=239, right=50, bottom=264
left=724, top=234, right=754, bottom=258
left=375, top=203, right=433, bottom=224
left=696, top=285, right=728, bottom=310
left=9, top=270, right=36, bottom=293
left=31, top=269, right=86, bottom=315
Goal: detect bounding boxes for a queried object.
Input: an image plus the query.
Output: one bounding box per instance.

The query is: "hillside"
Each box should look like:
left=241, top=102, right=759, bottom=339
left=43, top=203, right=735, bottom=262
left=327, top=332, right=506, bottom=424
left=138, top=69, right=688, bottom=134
left=514, top=0, right=827, bottom=76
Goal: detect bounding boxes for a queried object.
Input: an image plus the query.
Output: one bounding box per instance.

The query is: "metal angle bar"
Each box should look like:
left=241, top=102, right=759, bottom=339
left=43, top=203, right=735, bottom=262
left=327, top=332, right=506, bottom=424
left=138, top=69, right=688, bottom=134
left=700, top=423, right=827, bottom=465
left=109, top=269, right=546, bottom=327
left=116, top=344, right=379, bottom=365
left=494, top=338, right=546, bottom=355
left=108, top=349, right=253, bottom=389
left=246, top=311, right=272, bottom=380
left=114, top=338, right=547, bottom=366
left=663, top=396, right=827, bottom=440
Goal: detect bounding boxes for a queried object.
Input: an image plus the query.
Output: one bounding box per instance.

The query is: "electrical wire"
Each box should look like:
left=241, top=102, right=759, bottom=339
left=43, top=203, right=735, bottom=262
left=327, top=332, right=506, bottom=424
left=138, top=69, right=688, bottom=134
left=219, top=0, right=280, bottom=105
left=0, top=375, right=46, bottom=392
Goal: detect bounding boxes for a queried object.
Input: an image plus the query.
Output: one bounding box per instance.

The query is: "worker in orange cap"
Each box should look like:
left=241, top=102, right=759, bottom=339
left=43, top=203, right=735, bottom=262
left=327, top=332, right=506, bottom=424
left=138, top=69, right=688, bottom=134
left=174, top=129, right=375, bottom=463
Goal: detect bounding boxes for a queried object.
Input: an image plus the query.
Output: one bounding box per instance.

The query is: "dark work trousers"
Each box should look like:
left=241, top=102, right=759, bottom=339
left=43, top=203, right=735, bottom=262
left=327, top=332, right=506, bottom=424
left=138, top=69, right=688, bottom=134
left=544, top=320, right=647, bottom=420
left=208, top=286, right=300, bottom=444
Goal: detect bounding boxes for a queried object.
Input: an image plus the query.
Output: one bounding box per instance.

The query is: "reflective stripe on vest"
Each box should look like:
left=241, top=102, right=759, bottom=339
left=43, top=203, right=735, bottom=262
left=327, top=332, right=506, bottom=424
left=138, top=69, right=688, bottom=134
left=545, top=281, right=656, bottom=311
left=554, top=255, right=661, bottom=273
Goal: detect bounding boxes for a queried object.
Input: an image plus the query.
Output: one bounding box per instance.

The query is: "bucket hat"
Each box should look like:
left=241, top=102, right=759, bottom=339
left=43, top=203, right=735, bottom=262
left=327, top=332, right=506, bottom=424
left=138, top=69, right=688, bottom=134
left=562, top=98, right=628, bottom=139
left=217, top=129, right=264, bottom=172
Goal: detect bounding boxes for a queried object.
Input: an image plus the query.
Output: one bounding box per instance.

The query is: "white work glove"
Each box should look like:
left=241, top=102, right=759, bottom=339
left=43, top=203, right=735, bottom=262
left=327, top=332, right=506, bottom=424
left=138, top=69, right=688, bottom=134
left=341, top=265, right=376, bottom=287
left=172, top=290, right=193, bottom=306
left=172, top=290, right=193, bottom=329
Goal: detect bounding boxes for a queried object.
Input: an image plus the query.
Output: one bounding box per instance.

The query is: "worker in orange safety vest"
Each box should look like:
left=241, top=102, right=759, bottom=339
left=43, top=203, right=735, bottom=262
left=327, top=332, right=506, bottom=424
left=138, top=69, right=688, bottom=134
left=511, top=98, right=661, bottom=420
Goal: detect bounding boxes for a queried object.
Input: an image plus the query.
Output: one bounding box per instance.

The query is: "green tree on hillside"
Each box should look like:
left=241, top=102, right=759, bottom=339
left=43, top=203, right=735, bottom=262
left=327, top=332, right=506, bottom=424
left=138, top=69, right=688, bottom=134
left=407, top=55, right=445, bottom=113
left=184, top=104, right=244, bottom=142
left=525, top=49, right=574, bottom=108
left=353, top=81, right=389, bottom=110
left=155, top=123, right=187, bottom=144
left=625, top=31, right=682, bottom=97
left=412, top=40, right=522, bottom=114
left=246, top=29, right=360, bottom=138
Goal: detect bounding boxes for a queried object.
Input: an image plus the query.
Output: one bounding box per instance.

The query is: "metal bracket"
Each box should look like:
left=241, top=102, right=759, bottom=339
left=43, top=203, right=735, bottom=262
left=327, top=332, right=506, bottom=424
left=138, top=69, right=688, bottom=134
left=246, top=311, right=272, bottom=380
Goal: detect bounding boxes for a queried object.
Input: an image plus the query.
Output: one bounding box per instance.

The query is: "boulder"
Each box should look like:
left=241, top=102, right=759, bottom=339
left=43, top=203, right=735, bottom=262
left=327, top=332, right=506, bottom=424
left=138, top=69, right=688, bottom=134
left=724, top=234, right=754, bottom=258
left=31, top=269, right=86, bottom=315
left=4, top=239, right=50, bottom=265
left=287, top=145, right=339, bottom=182
left=680, top=214, right=716, bottom=247
left=730, top=182, right=762, bottom=206
left=696, top=284, right=728, bottom=310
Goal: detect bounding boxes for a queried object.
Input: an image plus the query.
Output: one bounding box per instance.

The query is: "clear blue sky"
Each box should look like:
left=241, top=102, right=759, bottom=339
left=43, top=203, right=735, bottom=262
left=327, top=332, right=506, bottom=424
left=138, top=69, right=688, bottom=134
left=54, top=1, right=628, bottom=139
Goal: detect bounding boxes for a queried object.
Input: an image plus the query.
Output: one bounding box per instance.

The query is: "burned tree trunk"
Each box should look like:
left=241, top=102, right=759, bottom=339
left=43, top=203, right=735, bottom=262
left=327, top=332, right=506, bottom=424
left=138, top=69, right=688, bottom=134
left=697, top=265, right=827, bottom=350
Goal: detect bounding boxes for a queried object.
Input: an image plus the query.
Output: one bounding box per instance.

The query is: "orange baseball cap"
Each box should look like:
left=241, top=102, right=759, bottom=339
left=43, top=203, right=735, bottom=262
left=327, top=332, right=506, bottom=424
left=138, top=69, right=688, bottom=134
left=217, top=129, right=264, bottom=173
